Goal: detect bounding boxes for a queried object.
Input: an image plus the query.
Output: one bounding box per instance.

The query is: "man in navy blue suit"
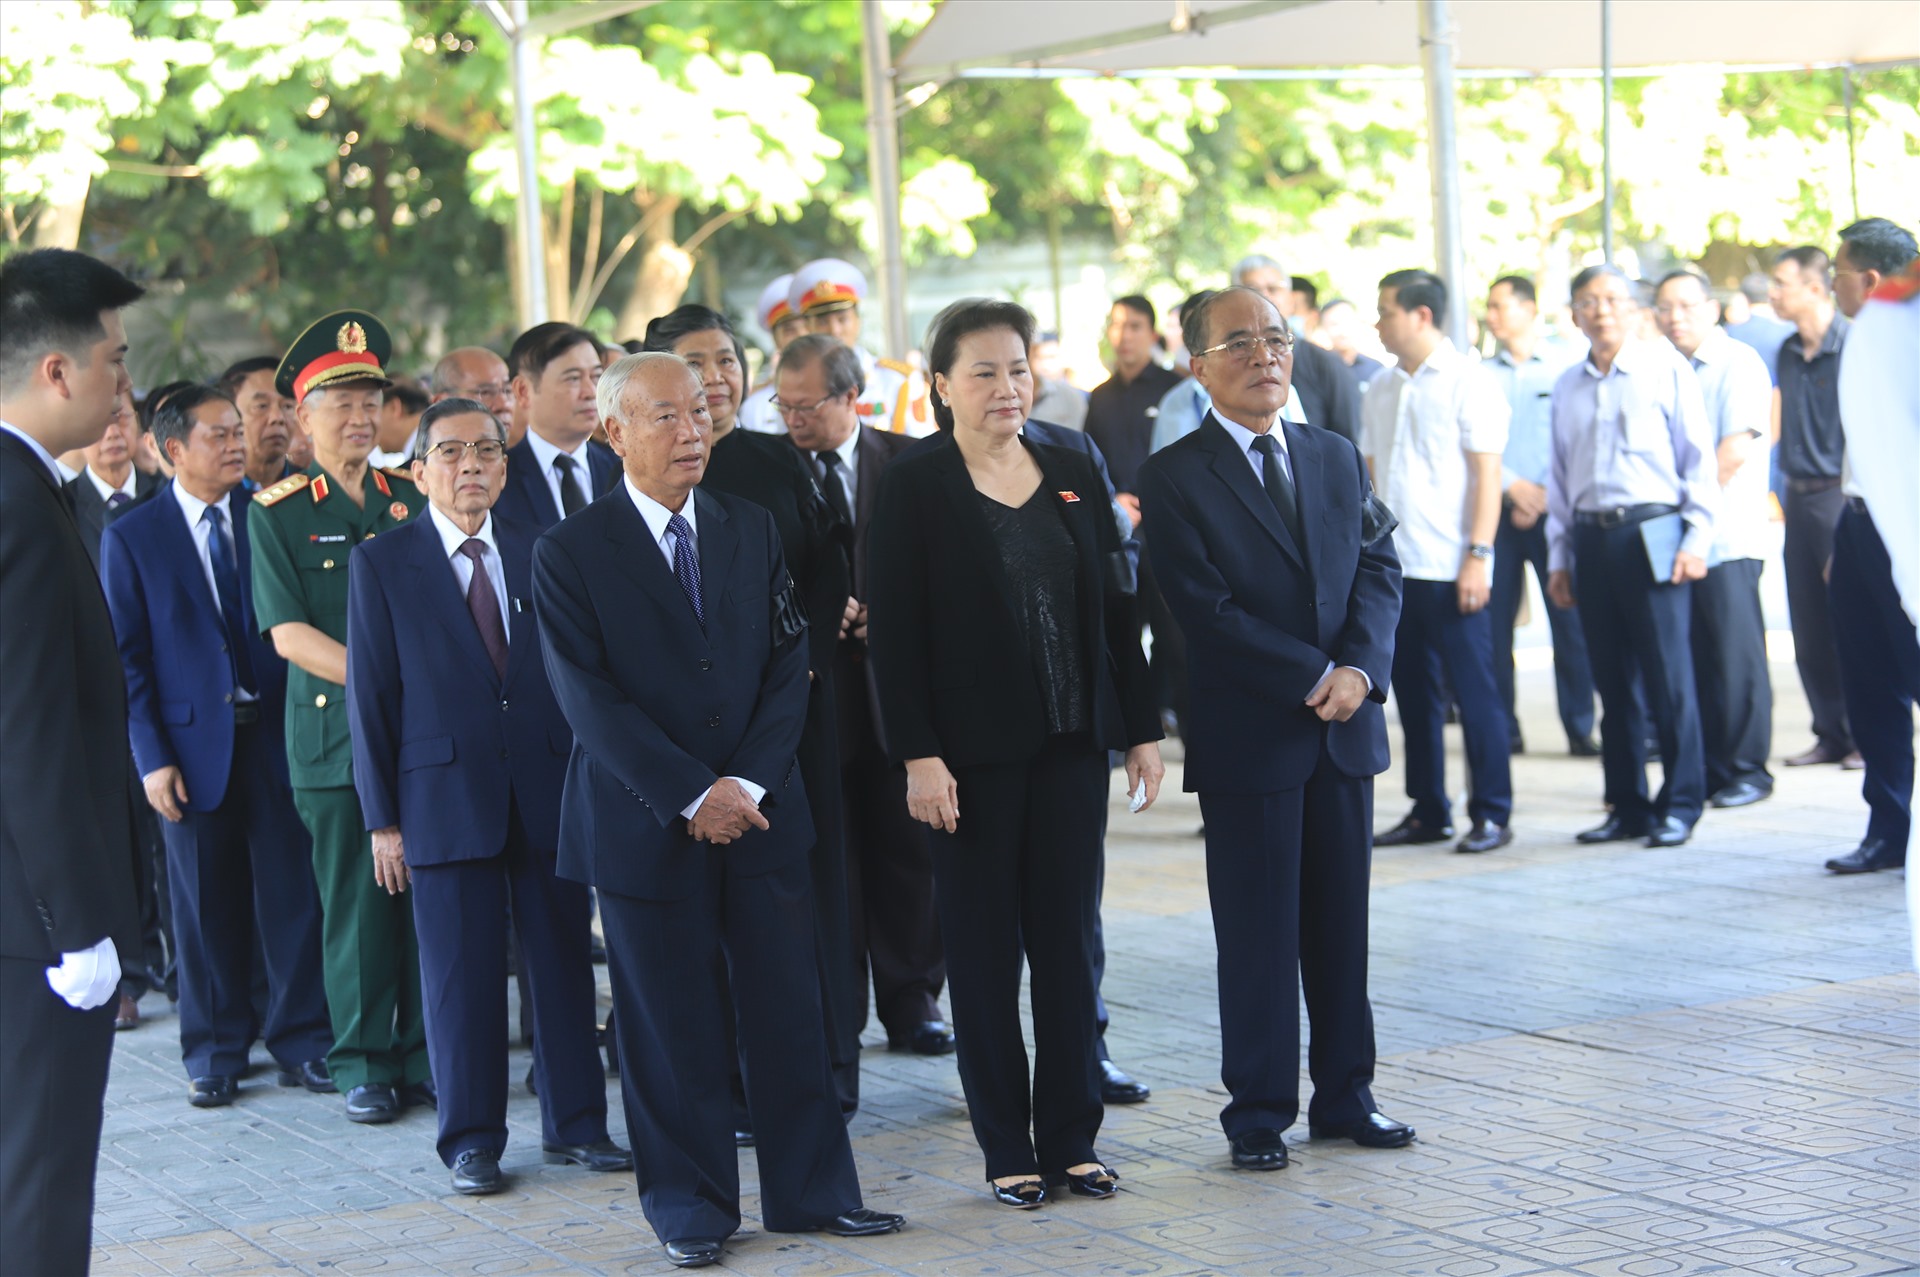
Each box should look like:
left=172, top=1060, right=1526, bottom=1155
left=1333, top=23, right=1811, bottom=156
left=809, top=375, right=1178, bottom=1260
left=534, top=352, right=903, bottom=1269
left=100, top=384, right=333, bottom=1108
left=346, top=398, right=627, bottom=1197
left=494, top=322, right=620, bottom=531
left=1138, top=286, right=1412, bottom=1172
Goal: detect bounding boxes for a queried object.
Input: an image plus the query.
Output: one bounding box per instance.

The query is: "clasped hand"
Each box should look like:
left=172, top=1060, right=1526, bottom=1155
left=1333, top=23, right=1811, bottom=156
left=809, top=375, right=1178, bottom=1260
left=905, top=757, right=959, bottom=833
left=1306, top=666, right=1369, bottom=722
left=687, top=777, right=770, bottom=845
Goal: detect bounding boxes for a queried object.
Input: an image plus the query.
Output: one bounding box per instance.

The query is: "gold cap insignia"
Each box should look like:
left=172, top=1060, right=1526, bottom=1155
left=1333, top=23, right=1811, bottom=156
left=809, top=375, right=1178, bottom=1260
left=337, top=321, right=369, bottom=354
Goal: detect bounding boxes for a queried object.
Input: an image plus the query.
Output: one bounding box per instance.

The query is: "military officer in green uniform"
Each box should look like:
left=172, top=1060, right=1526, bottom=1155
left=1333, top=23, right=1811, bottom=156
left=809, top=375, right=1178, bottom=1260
left=249, top=311, right=431, bottom=1123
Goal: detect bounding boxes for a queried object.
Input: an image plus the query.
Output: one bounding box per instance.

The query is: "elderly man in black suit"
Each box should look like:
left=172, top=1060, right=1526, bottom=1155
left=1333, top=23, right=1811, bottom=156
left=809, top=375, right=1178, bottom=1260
left=0, top=247, right=148, bottom=1276
left=775, top=334, right=953, bottom=1058
left=1138, top=285, right=1412, bottom=1172
left=533, top=352, right=903, bottom=1269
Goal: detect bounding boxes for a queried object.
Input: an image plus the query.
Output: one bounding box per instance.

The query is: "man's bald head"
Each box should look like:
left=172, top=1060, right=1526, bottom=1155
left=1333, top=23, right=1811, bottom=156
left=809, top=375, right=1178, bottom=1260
left=431, top=347, right=511, bottom=428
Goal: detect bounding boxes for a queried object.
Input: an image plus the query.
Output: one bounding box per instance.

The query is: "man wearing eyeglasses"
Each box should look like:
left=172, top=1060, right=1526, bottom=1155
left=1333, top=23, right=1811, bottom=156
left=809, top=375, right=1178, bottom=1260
left=775, top=335, right=956, bottom=1060
left=1545, top=266, right=1719, bottom=849
left=1139, top=285, right=1411, bottom=1172
left=1651, top=270, right=1775, bottom=813
left=346, top=398, right=628, bottom=1195
left=430, top=347, right=515, bottom=444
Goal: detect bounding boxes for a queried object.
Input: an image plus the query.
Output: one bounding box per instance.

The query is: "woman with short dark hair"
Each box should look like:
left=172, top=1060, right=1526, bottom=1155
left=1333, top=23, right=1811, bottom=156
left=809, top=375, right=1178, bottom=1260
left=867, top=298, right=1164, bottom=1207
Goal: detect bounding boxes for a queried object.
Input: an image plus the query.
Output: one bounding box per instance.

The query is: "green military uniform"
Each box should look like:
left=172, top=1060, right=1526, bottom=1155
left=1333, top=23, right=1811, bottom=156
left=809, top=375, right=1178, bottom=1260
left=248, top=311, right=431, bottom=1097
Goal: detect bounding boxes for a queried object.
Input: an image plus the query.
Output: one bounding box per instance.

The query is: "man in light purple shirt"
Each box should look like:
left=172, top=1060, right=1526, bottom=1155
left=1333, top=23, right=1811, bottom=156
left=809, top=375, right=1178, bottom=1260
left=1545, top=265, right=1718, bottom=848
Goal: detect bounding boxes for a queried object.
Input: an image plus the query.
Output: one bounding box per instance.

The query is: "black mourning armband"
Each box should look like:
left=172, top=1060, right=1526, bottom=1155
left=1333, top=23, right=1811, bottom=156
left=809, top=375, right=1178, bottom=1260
left=773, top=572, right=810, bottom=645
left=1361, top=488, right=1399, bottom=550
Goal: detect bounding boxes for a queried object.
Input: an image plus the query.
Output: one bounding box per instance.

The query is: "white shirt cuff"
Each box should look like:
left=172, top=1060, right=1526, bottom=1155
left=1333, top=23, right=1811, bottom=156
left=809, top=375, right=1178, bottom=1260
left=680, top=777, right=769, bottom=820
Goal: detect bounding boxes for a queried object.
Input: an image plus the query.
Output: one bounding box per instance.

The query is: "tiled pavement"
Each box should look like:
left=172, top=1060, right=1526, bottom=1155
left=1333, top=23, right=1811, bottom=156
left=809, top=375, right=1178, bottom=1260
left=90, top=658, right=1918, bottom=1276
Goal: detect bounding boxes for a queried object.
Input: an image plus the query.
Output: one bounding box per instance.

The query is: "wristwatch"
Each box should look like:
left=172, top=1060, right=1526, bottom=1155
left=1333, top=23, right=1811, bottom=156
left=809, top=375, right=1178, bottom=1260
left=1467, top=543, right=1494, bottom=561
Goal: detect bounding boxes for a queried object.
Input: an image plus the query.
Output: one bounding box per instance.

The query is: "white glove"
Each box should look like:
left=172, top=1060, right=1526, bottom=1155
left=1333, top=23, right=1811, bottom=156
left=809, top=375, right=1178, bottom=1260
left=45, top=937, right=122, bottom=1011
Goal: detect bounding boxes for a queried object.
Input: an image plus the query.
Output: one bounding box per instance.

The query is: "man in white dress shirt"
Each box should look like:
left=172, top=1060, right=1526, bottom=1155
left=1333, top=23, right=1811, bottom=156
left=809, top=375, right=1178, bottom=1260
left=1363, top=270, right=1513, bottom=854
left=496, top=322, right=619, bottom=530
left=1546, top=265, right=1719, bottom=848
left=1652, top=270, right=1775, bottom=811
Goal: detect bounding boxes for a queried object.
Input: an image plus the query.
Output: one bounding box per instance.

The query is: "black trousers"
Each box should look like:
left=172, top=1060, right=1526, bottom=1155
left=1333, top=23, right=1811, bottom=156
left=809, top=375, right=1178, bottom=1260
left=1392, top=578, right=1513, bottom=828
left=1490, top=506, right=1596, bottom=745
left=600, top=855, right=860, bottom=1244
left=1572, top=520, right=1707, bottom=826
left=840, top=741, right=944, bottom=1035
left=1201, top=753, right=1377, bottom=1138
left=1829, top=505, right=1920, bottom=847
left=411, top=810, right=607, bottom=1168
left=1690, top=558, right=1774, bottom=795
left=162, top=719, right=331, bottom=1079
left=931, top=734, right=1107, bottom=1181
left=119, top=759, right=170, bottom=1002
left=0, top=956, right=116, bottom=1276
left=1782, top=482, right=1852, bottom=751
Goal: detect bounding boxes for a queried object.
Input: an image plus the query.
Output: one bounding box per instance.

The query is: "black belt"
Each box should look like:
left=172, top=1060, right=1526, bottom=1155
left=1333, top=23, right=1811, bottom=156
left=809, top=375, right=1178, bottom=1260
left=1846, top=496, right=1870, bottom=515
left=1786, top=476, right=1842, bottom=494
left=233, top=703, right=261, bottom=726
left=1573, top=503, right=1678, bottom=530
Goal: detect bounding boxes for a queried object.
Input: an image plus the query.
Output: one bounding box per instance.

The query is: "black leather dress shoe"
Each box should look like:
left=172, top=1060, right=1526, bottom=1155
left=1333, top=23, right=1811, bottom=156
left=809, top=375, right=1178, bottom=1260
left=1576, top=814, right=1649, bottom=844
left=1569, top=734, right=1603, bottom=758
left=1455, top=820, right=1512, bottom=854
left=1785, top=741, right=1847, bottom=767
left=1645, top=816, right=1691, bottom=848
left=805, top=1208, right=905, bottom=1237
left=663, top=1238, right=722, bottom=1268
left=450, top=1149, right=503, bottom=1196
left=188, top=1076, right=236, bottom=1108
left=1373, top=815, right=1454, bottom=847
left=1826, top=838, right=1905, bottom=874
left=345, top=1083, right=399, bottom=1124
left=1099, top=1059, right=1150, bottom=1104
left=1310, top=1111, right=1416, bottom=1148
left=401, top=1079, right=437, bottom=1109
left=888, top=1020, right=956, bottom=1055
left=1228, top=1128, right=1289, bottom=1170
left=1710, top=781, right=1770, bottom=809
left=542, top=1138, right=633, bottom=1171
left=276, top=1058, right=336, bottom=1093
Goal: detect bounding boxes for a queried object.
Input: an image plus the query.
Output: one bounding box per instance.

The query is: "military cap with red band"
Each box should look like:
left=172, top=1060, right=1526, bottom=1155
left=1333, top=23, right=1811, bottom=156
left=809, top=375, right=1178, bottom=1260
left=275, top=309, right=396, bottom=402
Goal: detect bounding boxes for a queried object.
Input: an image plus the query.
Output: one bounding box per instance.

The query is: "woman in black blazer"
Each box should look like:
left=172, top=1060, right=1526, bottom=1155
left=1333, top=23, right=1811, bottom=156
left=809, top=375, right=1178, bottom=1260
left=867, top=299, right=1163, bottom=1208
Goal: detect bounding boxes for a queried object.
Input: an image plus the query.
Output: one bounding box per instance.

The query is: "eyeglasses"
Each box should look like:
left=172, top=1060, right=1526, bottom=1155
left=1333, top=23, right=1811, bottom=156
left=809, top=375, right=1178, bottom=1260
left=1194, top=333, right=1295, bottom=362
left=1572, top=295, right=1634, bottom=316
left=1652, top=300, right=1709, bottom=318
left=423, top=439, right=507, bottom=465
left=459, top=383, right=512, bottom=402
left=771, top=394, right=842, bottom=420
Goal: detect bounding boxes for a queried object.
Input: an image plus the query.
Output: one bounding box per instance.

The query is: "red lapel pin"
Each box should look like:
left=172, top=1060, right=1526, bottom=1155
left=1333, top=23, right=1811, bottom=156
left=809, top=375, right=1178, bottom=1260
left=1058, top=490, right=1080, bottom=503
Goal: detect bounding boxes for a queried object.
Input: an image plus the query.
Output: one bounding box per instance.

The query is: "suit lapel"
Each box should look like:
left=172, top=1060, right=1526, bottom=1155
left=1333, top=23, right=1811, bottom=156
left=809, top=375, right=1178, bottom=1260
left=509, top=443, right=562, bottom=527
left=604, top=489, right=708, bottom=642
left=853, top=427, right=883, bottom=534
left=151, top=481, right=220, bottom=618
left=930, top=438, right=1022, bottom=626
left=1027, top=439, right=1099, bottom=577
left=692, top=488, right=738, bottom=619
left=1281, top=420, right=1320, bottom=571
left=1200, top=414, right=1303, bottom=568
left=404, top=517, right=501, bottom=686
left=497, top=520, right=537, bottom=686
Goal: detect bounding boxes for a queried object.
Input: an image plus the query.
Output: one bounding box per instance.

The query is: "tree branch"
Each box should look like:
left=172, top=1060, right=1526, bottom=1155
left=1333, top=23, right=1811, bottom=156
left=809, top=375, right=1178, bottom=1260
left=680, top=206, right=747, bottom=257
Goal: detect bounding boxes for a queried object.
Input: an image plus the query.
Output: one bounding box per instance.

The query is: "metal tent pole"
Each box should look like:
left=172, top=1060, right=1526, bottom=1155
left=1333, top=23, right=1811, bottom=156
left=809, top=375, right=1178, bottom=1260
left=1420, top=0, right=1469, bottom=349
left=861, top=0, right=910, bottom=359
left=1601, top=0, right=1614, bottom=265
left=508, top=0, right=548, bottom=329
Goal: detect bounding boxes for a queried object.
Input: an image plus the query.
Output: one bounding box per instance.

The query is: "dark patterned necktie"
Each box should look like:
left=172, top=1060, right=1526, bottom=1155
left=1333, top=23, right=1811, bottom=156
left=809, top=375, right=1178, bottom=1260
left=667, top=512, right=704, bottom=628
left=815, top=450, right=854, bottom=526
left=458, top=538, right=509, bottom=680
left=554, top=453, right=587, bottom=517
left=1250, top=433, right=1304, bottom=547
left=202, top=505, right=258, bottom=695
left=108, top=491, right=132, bottom=510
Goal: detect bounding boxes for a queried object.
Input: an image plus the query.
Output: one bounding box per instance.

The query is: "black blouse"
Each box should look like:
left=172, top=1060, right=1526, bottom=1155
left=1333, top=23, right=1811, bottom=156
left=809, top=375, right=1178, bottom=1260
left=975, top=488, right=1088, bottom=735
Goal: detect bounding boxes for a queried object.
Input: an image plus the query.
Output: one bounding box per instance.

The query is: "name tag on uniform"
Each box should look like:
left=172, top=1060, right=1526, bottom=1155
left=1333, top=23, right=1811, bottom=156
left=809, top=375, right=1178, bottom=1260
left=309, top=534, right=348, bottom=543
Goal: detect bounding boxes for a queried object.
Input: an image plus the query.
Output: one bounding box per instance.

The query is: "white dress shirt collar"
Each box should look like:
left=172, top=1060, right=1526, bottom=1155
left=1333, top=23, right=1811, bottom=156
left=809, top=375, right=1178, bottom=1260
left=1685, top=327, right=1735, bottom=368
left=1212, top=408, right=1290, bottom=456
left=827, top=426, right=860, bottom=471
left=525, top=427, right=591, bottom=472
left=625, top=476, right=697, bottom=560
left=426, top=503, right=497, bottom=560
left=84, top=464, right=138, bottom=503
left=0, top=418, right=64, bottom=485
left=172, top=479, right=216, bottom=528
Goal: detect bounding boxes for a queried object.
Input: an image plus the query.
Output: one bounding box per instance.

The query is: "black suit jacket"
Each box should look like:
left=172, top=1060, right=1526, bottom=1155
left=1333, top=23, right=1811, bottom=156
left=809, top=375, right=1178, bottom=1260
left=66, top=467, right=159, bottom=572
left=495, top=436, right=621, bottom=531
left=0, top=433, right=141, bottom=961
left=1138, top=413, right=1401, bottom=793
left=1290, top=339, right=1362, bottom=447
left=534, top=486, right=813, bottom=901
left=816, top=425, right=913, bottom=760
left=867, top=433, right=1160, bottom=769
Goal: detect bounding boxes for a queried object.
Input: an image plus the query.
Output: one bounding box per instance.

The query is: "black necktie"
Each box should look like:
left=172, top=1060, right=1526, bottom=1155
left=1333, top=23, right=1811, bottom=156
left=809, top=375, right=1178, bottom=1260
left=815, top=450, right=854, bottom=526
left=1250, top=434, right=1304, bottom=547
left=202, top=505, right=258, bottom=696
left=458, top=539, right=509, bottom=680
left=554, top=454, right=587, bottom=517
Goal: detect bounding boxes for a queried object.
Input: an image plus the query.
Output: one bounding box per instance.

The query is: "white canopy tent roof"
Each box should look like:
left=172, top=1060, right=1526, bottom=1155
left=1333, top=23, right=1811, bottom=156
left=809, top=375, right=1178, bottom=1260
left=897, top=0, right=1918, bottom=77
left=892, top=0, right=1918, bottom=347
